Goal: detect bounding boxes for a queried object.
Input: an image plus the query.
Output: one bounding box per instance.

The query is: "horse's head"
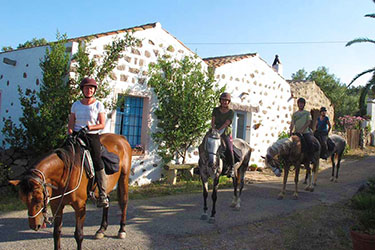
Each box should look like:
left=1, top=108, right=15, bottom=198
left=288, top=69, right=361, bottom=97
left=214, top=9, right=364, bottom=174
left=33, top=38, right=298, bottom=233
left=263, top=154, right=282, bottom=177
left=9, top=170, right=52, bottom=231
left=206, top=129, right=222, bottom=169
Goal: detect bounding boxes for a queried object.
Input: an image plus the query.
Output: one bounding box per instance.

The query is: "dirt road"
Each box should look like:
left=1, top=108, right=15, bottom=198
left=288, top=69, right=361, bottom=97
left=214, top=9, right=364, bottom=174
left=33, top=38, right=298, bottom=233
left=0, top=157, right=374, bottom=250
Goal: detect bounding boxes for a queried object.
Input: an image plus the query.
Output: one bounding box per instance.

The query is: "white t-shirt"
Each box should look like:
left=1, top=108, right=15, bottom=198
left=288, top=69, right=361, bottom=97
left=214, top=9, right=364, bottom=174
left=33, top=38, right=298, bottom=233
left=71, top=100, right=105, bottom=134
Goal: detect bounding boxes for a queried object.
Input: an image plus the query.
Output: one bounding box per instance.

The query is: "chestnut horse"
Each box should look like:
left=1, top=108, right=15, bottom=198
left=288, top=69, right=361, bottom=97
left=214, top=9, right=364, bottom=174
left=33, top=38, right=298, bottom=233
left=9, top=133, right=132, bottom=250
left=264, top=135, right=320, bottom=199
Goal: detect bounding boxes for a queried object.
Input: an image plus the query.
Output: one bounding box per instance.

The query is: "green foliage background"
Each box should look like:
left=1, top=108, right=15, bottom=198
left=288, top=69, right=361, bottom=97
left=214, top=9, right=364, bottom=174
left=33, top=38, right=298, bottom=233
left=2, top=33, right=138, bottom=153
left=148, top=56, right=225, bottom=163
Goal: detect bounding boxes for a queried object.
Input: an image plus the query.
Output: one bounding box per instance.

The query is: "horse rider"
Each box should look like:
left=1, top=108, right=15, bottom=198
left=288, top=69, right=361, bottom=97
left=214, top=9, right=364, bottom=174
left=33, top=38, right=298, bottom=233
left=211, top=92, right=235, bottom=177
left=289, top=97, right=315, bottom=164
left=315, top=106, right=332, bottom=159
left=68, top=77, right=109, bottom=208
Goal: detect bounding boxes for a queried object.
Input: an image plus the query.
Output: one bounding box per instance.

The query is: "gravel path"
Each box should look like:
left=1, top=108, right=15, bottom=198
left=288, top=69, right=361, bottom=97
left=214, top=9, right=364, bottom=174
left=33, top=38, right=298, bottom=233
left=0, top=157, right=373, bottom=250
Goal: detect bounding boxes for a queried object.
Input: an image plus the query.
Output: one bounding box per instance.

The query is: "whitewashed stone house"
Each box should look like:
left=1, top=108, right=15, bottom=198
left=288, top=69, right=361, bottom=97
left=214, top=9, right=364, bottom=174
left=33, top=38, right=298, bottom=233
left=1, top=22, right=295, bottom=184
left=203, top=53, right=293, bottom=166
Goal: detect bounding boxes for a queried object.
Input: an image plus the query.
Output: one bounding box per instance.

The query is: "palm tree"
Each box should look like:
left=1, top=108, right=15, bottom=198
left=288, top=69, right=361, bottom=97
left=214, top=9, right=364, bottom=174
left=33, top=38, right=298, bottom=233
left=346, top=3, right=375, bottom=115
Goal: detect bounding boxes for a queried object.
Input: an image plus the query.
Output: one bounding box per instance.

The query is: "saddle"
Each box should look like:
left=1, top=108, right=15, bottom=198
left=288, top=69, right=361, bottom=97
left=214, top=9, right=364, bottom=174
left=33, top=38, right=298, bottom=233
left=327, top=138, right=335, bottom=151
left=294, top=133, right=319, bottom=154
left=219, top=141, right=242, bottom=165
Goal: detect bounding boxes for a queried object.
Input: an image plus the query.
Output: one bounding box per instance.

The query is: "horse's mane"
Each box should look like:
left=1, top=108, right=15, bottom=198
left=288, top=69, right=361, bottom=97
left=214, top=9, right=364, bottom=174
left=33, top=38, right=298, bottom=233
left=18, top=140, right=82, bottom=195
left=267, top=137, right=294, bottom=157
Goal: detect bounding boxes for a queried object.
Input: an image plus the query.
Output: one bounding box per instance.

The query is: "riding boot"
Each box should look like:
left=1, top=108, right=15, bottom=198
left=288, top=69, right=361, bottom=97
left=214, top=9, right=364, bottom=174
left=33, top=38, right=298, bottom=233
left=226, top=151, right=235, bottom=178
left=95, top=169, right=109, bottom=208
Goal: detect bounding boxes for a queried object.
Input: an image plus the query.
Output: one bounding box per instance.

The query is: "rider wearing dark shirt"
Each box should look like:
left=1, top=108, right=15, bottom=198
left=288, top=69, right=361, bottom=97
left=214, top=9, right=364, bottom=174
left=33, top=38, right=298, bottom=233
left=211, top=92, right=235, bottom=177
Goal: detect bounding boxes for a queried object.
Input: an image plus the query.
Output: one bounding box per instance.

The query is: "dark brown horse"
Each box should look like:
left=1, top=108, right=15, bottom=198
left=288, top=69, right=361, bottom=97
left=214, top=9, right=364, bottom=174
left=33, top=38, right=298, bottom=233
left=9, top=133, right=132, bottom=250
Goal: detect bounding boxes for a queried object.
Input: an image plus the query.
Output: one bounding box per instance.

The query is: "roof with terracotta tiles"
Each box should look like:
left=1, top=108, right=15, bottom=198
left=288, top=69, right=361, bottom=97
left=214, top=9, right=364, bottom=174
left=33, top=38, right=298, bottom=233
left=203, top=53, right=257, bottom=68
left=67, top=22, right=158, bottom=42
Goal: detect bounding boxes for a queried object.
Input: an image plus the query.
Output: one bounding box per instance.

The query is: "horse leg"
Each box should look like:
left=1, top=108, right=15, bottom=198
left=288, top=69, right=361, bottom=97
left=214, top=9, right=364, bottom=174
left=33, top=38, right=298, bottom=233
left=235, top=168, right=246, bottom=210
left=335, top=154, right=342, bottom=183
left=209, top=177, right=219, bottom=223
left=95, top=207, right=109, bottom=239
left=330, top=154, right=335, bottom=182
left=52, top=205, right=64, bottom=250
left=200, top=178, right=209, bottom=220
left=312, top=159, right=319, bottom=188
left=304, top=164, right=311, bottom=191
left=303, top=171, right=308, bottom=185
left=230, top=172, right=238, bottom=208
left=293, top=165, right=300, bottom=199
left=278, top=166, right=289, bottom=200
left=116, top=173, right=129, bottom=239
left=74, top=205, right=86, bottom=250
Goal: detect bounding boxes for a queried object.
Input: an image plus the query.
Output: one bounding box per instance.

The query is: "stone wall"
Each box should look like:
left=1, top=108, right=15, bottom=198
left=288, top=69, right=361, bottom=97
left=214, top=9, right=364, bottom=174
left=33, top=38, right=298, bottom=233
left=288, top=80, right=334, bottom=129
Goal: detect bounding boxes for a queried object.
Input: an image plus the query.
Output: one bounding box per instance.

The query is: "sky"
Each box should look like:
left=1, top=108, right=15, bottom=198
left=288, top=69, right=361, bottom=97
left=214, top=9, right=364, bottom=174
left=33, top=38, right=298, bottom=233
left=2, top=0, right=375, bottom=87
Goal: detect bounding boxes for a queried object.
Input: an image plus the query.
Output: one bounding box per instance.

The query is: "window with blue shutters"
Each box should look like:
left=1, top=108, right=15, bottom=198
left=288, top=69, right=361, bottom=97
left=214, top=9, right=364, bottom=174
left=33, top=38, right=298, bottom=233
left=115, top=96, right=143, bottom=148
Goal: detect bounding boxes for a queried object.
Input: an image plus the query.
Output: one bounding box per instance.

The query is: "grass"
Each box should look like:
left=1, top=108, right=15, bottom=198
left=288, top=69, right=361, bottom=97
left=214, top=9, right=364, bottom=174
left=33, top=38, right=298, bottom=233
left=0, top=186, right=26, bottom=212
left=0, top=175, right=233, bottom=212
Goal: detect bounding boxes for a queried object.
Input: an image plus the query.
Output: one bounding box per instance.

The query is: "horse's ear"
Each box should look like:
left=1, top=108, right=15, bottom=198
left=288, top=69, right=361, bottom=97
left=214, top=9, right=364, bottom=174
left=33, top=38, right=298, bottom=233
left=9, top=180, right=20, bottom=186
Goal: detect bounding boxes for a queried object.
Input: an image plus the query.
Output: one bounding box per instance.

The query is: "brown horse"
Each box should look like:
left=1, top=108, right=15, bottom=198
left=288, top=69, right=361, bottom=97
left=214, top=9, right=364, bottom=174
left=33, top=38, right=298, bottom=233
left=9, top=133, right=132, bottom=250
left=264, top=135, right=320, bottom=199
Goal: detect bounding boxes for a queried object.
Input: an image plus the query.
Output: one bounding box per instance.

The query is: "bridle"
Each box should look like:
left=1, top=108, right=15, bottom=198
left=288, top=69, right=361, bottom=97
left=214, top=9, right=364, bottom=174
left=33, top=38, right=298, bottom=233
left=27, top=147, right=87, bottom=224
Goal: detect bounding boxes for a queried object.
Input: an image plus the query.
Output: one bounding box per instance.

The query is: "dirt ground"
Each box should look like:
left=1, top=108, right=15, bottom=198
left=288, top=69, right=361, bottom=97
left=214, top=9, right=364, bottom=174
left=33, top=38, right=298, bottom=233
left=183, top=147, right=375, bottom=250
left=180, top=200, right=355, bottom=250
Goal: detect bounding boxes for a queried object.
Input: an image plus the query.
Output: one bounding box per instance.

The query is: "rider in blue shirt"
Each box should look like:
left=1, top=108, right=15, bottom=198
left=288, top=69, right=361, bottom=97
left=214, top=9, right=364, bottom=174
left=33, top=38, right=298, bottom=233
left=315, top=107, right=332, bottom=159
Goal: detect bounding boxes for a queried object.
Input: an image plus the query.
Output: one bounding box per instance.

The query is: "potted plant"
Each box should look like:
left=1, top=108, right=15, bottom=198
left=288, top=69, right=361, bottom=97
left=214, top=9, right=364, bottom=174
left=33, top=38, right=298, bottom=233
left=351, top=178, right=375, bottom=250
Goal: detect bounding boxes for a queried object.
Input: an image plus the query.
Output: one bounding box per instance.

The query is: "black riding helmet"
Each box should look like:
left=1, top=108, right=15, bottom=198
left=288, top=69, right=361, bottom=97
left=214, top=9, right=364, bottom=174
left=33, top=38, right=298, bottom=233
left=297, top=97, right=306, bottom=104
left=320, top=107, right=327, bottom=112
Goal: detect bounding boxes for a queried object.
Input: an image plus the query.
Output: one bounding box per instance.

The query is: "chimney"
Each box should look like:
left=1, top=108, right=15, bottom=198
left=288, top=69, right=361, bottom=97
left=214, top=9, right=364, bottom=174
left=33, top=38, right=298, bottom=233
left=272, top=55, right=283, bottom=76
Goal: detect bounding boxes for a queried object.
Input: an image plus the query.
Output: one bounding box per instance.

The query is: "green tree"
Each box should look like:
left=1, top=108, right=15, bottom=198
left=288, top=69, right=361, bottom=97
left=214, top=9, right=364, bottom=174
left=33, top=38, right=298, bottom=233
left=148, top=56, right=225, bottom=163
left=346, top=1, right=375, bottom=115
left=291, top=68, right=308, bottom=81
left=2, top=32, right=138, bottom=153
left=17, top=38, right=48, bottom=49
left=71, top=34, right=138, bottom=107
left=1, top=46, right=13, bottom=52
left=2, top=33, right=71, bottom=152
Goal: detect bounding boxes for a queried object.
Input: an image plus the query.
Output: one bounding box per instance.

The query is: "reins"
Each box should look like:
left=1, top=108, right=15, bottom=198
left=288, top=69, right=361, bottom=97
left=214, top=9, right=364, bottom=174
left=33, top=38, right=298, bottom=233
left=28, top=143, right=86, bottom=225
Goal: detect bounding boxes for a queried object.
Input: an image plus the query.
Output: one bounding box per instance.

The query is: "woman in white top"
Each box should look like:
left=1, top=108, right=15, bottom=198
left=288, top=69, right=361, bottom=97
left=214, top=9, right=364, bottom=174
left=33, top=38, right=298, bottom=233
left=68, top=77, right=108, bottom=208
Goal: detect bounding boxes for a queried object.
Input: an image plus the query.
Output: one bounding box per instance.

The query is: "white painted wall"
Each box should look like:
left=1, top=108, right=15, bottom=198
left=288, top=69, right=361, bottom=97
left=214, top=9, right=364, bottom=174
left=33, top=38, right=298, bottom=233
left=0, top=23, right=292, bottom=185
left=211, top=56, right=293, bottom=167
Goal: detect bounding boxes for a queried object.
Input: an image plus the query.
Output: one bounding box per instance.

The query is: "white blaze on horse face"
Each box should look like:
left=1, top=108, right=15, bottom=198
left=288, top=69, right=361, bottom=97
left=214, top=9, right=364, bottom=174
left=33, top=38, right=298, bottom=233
left=206, top=136, right=221, bottom=165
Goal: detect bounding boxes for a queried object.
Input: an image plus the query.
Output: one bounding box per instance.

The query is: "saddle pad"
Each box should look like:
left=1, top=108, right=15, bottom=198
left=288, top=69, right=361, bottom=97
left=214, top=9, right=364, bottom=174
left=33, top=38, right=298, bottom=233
left=327, top=138, right=335, bottom=151
left=233, top=146, right=242, bottom=163
left=101, top=145, right=120, bottom=175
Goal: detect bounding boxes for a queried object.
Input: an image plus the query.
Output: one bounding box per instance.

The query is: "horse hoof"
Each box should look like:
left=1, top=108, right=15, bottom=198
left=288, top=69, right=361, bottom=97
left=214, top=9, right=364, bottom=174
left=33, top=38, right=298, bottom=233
left=303, top=180, right=307, bottom=185
left=208, top=217, right=215, bottom=224
left=334, top=179, right=338, bottom=183
left=95, top=231, right=105, bottom=239
left=230, top=202, right=236, bottom=208
left=234, top=205, right=240, bottom=211
left=304, top=186, right=309, bottom=191
left=330, top=177, right=334, bottom=182
left=200, top=214, right=208, bottom=220
left=118, top=231, right=127, bottom=239
left=277, top=195, right=284, bottom=200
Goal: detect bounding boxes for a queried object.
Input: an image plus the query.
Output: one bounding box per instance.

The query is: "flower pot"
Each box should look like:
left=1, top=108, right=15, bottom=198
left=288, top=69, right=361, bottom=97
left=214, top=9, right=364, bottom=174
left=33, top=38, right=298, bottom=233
left=351, top=230, right=375, bottom=250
